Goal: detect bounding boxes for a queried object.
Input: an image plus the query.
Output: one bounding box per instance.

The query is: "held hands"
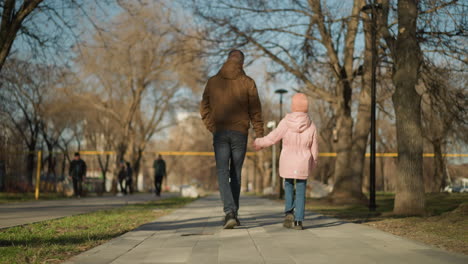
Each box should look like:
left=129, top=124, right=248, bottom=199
left=252, top=139, right=262, bottom=151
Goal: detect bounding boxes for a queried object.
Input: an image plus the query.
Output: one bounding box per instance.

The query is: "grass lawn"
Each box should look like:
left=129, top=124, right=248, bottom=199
left=0, top=196, right=195, bottom=264
left=305, top=192, right=468, bottom=255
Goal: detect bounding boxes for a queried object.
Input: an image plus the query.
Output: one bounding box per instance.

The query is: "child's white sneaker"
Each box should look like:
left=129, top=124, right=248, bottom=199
left=283, top=213, right=294, bottom=228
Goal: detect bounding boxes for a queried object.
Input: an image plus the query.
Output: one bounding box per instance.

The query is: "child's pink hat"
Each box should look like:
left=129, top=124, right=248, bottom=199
left=291, top=93, right=308, bottom=113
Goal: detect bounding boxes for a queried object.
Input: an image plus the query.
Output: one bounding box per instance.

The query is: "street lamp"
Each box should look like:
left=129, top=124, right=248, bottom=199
left=274, top=88, right=288, bottom=199
left=275, top=89, right=288, bottom=119
left=361, top=1, right=382, bottom=212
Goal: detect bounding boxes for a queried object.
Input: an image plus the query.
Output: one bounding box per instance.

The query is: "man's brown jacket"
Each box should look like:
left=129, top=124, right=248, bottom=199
left=200, top=59, right=264, bottom=137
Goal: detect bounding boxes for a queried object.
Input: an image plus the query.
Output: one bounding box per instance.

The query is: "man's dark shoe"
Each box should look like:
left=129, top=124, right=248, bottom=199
left=236, top=216, right=241, bottom=226
left=223, top=212, right=237, bottom=229
left=293, top=221, right=304, bottom=230
left=283, top=213, right=294, bottom=228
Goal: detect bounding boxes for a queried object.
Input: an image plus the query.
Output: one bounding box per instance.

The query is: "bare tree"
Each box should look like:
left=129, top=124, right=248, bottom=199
left=377, top=0, right=466, bottom=214
left=0, top=0, right=43, bottom=72
left=40, top=75, right=80, bottom=191
left=163, top=114, right=215, bottom=189
left=75, top=0, right=205, bottom=191
left=421, top=66, right=467, bottom=192
left=0, top=0, right=112, bottom=74
left=0, top=59, right=51, bottom=188
left=391, top=0, right=425, bottom=215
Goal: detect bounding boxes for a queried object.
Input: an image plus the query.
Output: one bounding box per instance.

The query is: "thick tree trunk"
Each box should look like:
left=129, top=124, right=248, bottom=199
left=329, top=114, right=367, bottom=204
left=392, top=0, right=425, bottom=215
left=348, top=13, right=373, bottom=202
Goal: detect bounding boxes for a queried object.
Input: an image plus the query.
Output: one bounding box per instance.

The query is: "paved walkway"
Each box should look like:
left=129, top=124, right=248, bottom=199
left=66, top=194, right=467, bottom=264
left=0, top=193, right=171, bottom=229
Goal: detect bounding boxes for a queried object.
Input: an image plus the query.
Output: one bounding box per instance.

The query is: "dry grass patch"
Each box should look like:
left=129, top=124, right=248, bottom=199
left=304, top=192, right=468, bottom=255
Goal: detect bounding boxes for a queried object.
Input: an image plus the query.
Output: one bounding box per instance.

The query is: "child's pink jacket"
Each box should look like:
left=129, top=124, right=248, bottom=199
left=254, top=112, right=318, bottom=180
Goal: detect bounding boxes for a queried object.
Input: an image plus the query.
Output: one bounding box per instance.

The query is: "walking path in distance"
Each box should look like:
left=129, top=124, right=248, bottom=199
left=66, top=194, right=468, bottom=264
left=0, top=193, right=171, bottom=229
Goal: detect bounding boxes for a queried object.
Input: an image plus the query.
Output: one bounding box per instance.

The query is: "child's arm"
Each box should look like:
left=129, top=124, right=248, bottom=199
left=254, top=120, right=288, bottom=148
left=310, top=125, right=319, bottom=168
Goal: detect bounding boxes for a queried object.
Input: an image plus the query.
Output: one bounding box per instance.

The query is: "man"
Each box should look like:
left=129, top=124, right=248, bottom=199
left=125, top=162, right=133, bottom=194
left=200, top=50, right=264, bottom=229
left=69, top=152, right=87, bottom=198
left=153, top=154, right=166, bottom=196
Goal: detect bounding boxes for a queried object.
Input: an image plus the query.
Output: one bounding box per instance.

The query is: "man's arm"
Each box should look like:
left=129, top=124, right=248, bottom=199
left=200, top=81, right=215, bottom=133
left=248, top=81, right=264, bottom=137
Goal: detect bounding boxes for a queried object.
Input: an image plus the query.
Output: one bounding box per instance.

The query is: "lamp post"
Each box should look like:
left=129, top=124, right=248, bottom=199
left=361, top=2, right=382, bottom=212
left=274, top=88, right=288, bottom=199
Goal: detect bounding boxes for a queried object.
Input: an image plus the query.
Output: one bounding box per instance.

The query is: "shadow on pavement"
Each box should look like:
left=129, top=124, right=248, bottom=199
left=135, top=210, right=348, bottom=232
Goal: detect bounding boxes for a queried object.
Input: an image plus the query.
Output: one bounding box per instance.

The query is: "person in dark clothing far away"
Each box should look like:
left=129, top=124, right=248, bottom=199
left=69, top=152, right=87, bottom=198
left=153, top=154, right=166, bottom=197
left=118, top=162, right=127, bottom=195
left=200, top=49, right=264, bottom=229
left=125, top=162, right=133, bottom=194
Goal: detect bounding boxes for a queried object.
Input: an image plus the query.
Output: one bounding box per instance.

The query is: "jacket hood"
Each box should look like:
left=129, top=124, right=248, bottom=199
left=218, top=59, right=245, bottom=80
left=285, top=112, right=311, bottom=133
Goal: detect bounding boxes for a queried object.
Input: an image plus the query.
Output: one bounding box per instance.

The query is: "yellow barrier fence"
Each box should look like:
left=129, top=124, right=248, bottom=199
left=30, top=150, right=467, bottom=199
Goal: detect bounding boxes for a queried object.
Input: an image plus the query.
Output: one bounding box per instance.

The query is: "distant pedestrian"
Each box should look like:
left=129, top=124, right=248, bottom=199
left=69, top=152, right=87, bottom=198
left=126, top=162, right=133, bottom=194
left=254, top=93, right=319, bottom=230
left=200, top=49, right=264, bottom=229
left=153, top=154, right=166, bottom=196
left=118, top=162, right=127, bottom=195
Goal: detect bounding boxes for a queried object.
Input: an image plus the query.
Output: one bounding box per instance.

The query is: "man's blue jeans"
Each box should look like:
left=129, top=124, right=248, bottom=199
left=213, top=130, right=247, bottom=215
left=284, top=178, right=307, bottom=221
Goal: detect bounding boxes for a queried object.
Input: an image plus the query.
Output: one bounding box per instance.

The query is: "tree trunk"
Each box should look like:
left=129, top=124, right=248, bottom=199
left=25, top=137, right=38, bottom=190
left=347, top=13, right=374, bottom=202
left=26, top=151, right=35, bottom=190
left=255, top=162, right=263, bottom=194
left=61, top=153, right=67, bottom=193
left=329, top=114, right=367, bottom=204
left=262, top=163, right=272, bottom=192
left=132, top=148, right=144, bottom=192
left=45, top=142, right=57, bottom=192
left=113, top=142, right=128, bottom=193
left=97, top=154, right=110, bottom=193
left=392, top=0, right=425, bottom=215
left=432, top=140, right=447, bottom=192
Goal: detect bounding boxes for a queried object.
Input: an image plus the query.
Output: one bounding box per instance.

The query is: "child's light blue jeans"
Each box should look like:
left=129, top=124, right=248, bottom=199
left=284, top=178, right=307, bottom=221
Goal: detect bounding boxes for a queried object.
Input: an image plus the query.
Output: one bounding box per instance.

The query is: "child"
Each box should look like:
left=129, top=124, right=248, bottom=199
left=253, top=93, right=318, bottom=230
